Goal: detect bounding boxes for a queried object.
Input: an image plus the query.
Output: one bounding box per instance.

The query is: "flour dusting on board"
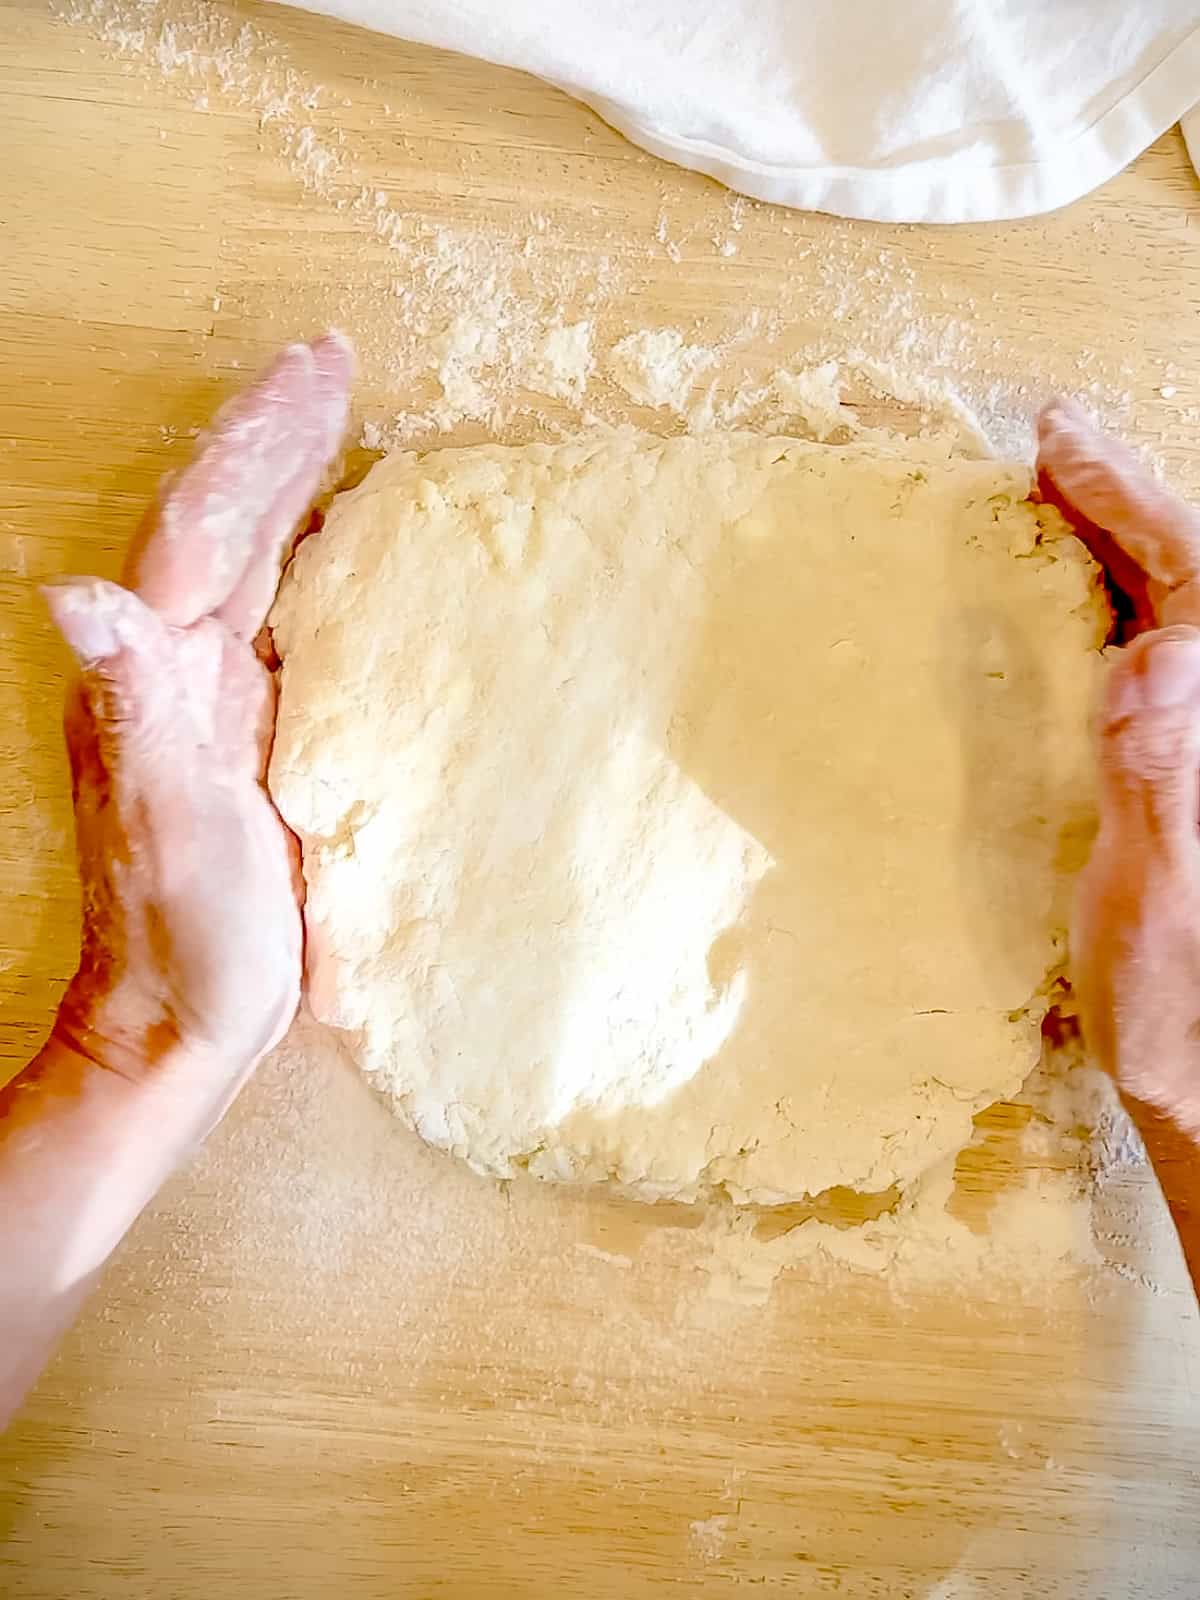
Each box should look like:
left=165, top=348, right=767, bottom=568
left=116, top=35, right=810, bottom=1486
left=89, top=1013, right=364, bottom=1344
left=153, top=1011, right=1135, bottom=1365
left=138, top=1013, right=1121, bottom=1398
left=50, top=0, right=1148, bottom=456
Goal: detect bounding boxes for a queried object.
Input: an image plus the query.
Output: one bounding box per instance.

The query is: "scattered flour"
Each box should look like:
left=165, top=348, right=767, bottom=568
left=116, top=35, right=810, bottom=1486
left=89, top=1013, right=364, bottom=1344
left=689, top=1514, right=731, bottom=1562
left=51, top=0, right=624, bottom=438
left=694, top=1159, right=1101, bottom=1310
left=524, top=320, right=595, bottom=403
left=89, top=997, right=1185, bottom=1488
left=605, top=327, right=717, bottom=411
left=50, top=0, right=1146, bottom=458
left=765, top=361, right=853, bottom=441
left=670, top=1050, right=1160, bottom=1311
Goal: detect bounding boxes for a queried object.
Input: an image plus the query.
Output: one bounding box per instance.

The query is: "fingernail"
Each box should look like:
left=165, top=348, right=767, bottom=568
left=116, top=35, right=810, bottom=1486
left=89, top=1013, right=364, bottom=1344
left=312, top=331, right=354, bottom=454
left=315, top=328, right=356, bottom=375
left=42, top=578, right=118, bottom=662
left=1038, top=397, right=1090, bottom=444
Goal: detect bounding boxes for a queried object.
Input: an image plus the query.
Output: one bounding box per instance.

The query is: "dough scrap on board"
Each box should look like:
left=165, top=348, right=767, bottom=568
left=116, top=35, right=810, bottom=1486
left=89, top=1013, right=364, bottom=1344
left=268, top=432, right=1106, bottom=1204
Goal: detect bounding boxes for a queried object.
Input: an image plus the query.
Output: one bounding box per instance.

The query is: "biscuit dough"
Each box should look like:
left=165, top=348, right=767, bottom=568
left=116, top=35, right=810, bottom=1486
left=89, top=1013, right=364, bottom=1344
left=268, top=433, right=1106, bottom=1203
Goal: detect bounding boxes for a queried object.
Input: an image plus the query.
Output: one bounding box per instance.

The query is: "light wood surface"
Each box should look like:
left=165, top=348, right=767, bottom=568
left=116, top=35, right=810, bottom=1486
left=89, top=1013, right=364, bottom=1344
left=3, top=2, right=1200, bottom=1595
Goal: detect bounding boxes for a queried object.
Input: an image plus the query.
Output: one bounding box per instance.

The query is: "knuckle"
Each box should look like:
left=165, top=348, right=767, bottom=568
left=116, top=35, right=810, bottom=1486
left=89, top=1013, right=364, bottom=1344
left=1103, top=705, right=1193, bottom=783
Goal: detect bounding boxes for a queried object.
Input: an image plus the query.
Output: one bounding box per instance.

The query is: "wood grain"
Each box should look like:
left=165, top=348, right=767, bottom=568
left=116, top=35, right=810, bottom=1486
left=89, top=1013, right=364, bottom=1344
left=2, top=2, right=1200, bottom=1595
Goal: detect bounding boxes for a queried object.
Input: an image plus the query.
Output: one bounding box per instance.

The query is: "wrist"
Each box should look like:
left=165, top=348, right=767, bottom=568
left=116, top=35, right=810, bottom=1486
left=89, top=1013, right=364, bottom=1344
left=53, top=970, right=183, bottom=1084
left=48, top=981, right=257, bottom=1145
left=52, top=970, right=255, bottom=1088
left=32, top=1027, right=244, bottom=1163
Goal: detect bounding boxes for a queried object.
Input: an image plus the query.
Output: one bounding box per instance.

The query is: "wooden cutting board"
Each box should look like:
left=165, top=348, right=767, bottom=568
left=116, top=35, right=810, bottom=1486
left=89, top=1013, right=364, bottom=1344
left=2, top=3, right=1200, bottom=1595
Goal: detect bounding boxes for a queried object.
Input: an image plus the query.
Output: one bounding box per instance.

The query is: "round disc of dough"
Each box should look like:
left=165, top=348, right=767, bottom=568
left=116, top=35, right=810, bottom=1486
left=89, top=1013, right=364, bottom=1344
left=269, top=433, right=1106, bottom=1204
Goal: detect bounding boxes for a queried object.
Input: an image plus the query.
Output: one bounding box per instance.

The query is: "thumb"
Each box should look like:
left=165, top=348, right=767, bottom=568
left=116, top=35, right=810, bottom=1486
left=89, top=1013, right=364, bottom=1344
left=1096, top=626, right=1200, bottom=860
left=42, top=578, right=172, bottom=752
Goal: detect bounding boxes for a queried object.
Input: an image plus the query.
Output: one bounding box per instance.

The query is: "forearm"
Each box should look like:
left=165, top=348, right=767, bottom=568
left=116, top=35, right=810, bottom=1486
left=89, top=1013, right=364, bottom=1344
left=0, top=1030, right=233, bottom=1427
left=1122, top=1094, right=1200, bottom=1302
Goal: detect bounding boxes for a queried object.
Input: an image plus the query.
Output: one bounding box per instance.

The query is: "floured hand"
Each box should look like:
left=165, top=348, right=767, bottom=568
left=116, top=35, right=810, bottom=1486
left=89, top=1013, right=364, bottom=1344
left=44, top=334, right=352, bottom=1094
left=1039, top=400, right=1200, bottom=1137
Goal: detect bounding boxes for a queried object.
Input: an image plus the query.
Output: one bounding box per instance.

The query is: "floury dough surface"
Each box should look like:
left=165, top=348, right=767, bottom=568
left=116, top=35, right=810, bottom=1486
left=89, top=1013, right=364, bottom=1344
left=268, top=433, right=1107, bottom=1204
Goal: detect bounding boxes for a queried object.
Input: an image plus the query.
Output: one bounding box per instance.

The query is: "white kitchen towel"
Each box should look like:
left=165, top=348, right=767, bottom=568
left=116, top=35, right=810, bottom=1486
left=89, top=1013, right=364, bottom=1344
left=276, top=0, right=1200, bottom=222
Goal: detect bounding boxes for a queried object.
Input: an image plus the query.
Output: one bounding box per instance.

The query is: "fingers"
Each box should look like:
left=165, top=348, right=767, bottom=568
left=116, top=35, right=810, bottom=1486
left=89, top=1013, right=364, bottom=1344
left=123, top=332, right=354, bottom=637
left=1095, top=626, right=1200, bottom=863
left=1038, top=400, right=1200, bottom=626
left=215, top=333, right=354, bottom=640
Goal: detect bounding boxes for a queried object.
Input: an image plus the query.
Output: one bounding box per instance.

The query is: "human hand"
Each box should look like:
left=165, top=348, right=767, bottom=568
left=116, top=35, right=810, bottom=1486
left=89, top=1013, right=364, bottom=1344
left=43, top=334, right=352, bottom=1103
left=1038, top=400, right=1200, bottom=1136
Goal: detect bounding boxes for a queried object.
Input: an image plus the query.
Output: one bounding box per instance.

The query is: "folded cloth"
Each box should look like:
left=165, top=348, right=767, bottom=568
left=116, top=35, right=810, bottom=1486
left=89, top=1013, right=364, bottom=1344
left=272, top=0, right=1199, bottom=222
